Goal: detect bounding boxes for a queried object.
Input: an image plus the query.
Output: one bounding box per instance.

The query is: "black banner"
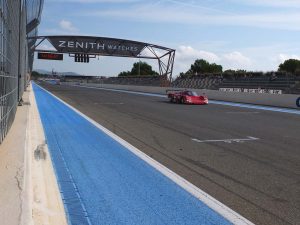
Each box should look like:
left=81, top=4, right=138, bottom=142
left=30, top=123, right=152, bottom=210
left=47, top=36, right=146, bottom=57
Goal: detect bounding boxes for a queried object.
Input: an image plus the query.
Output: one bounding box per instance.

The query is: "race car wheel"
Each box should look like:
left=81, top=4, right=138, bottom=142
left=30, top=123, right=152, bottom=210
left=297, top=97, right=300, bottom=107
left=180, top=98, right=185, bottom=104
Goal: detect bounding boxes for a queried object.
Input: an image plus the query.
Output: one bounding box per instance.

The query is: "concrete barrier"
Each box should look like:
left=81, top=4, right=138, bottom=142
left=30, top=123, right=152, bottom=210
left=64, top=82, right=300, bottom=109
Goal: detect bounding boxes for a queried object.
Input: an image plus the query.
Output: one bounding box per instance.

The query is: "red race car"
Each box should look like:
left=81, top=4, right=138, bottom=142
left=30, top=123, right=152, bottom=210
left=166, top=90, right=208, bottom=105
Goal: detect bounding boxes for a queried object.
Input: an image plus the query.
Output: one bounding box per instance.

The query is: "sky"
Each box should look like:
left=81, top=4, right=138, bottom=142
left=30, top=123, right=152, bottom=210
left=33, top=0, right=300, bottom=77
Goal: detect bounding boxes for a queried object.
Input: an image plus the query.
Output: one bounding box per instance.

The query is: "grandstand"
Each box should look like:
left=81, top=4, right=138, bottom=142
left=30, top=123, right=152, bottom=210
left=170, top=73, right=300, bottom=94
left=171, top=76, right=222, bottom=90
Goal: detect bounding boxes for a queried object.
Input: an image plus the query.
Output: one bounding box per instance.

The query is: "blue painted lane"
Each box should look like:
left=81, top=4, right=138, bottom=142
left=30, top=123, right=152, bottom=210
left=33, top=83, right=232, bottom=225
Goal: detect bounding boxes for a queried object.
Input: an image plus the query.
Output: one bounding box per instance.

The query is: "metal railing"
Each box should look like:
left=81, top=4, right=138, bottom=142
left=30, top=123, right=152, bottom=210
left=0, top=0, right=20, bottom=143
left=0, top=0, right=43, bottom=143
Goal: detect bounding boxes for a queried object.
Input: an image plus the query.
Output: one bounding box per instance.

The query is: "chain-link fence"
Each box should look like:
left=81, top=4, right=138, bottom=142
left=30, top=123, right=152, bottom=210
left=0, top=0, right=43, bottom=143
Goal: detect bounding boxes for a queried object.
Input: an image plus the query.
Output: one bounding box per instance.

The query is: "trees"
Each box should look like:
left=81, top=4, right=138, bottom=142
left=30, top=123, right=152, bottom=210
left=223, top=69, right=249, bottom=78
left=131, top=62, right=158, bottom=76
left=118, top=61, right=158, bottom=77
left=31, top=71, right=41, bottom=80
left=118, top=71, right=131, bottom=77
left=188, top=59, right=223, bottom=75
left=278, top=59, right=300, bottom=74
left=223, top=69, right=236, bottom=74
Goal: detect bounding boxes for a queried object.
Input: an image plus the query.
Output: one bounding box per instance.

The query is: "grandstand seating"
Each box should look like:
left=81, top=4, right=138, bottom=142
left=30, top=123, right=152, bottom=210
left=171, top=75, right=300, bottom=94
left=172, top=77, right=222, bottom=90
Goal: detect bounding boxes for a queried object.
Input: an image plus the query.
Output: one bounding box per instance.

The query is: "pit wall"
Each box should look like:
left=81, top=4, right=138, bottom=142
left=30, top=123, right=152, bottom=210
left=63, top=82, right=300, bottom=109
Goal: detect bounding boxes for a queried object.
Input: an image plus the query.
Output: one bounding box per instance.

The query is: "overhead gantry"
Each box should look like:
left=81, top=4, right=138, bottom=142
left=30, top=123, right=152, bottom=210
left=28, top=35, right=176, bottom=82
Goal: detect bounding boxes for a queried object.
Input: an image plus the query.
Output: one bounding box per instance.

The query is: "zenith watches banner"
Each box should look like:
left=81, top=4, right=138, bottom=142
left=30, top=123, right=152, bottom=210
left=47, top=36, right=147, bottom=57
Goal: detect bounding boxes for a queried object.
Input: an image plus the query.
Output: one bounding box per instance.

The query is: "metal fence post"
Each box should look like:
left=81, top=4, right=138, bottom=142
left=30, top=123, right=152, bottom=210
left=17, top=0, right=22, bottom=105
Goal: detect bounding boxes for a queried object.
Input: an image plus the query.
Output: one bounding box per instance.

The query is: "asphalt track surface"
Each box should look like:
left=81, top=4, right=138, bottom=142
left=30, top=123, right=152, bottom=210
left=39, top=82, right=300, bottom=225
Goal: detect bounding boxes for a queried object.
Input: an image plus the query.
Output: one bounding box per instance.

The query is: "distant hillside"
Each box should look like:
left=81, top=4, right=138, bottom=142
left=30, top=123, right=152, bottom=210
left=35, top=69, right=51, bottom=75
left=61, top=72, right=82, bottom=76
left=35, top=69, right=81, bottom=76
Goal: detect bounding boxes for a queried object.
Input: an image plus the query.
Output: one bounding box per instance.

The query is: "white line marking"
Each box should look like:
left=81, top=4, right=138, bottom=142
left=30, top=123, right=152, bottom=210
left=192, top=136, right=260, bottom=144
left=34, top=82, right=254, bottom=225
left=226, top=112, right=260, bottom=114
left=93, top=102, right=124, bottom=105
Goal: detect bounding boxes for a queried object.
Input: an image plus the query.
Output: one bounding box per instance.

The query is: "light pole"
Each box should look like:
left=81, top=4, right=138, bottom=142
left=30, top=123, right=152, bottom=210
left=138, top=59, right=141, bottom=76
